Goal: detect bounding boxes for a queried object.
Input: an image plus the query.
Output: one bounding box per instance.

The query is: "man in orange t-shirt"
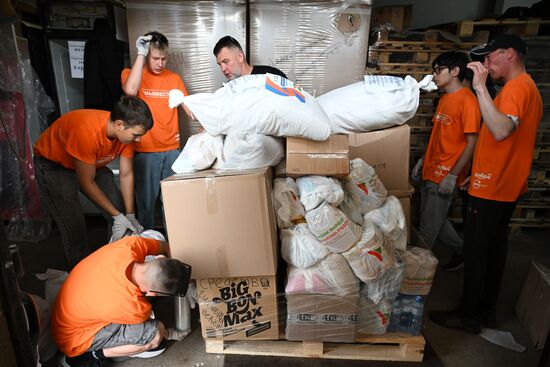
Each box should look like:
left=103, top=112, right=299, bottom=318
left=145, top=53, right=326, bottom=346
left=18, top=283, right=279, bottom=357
left=412, top=51, right=480, bottom=271
left=122, top=31, right=189, bottom=230
left=51, top=236, right=192, bottom=366
left=33, top=96, right=153, bottom=267
left=429, top=35, right=542, bottom=335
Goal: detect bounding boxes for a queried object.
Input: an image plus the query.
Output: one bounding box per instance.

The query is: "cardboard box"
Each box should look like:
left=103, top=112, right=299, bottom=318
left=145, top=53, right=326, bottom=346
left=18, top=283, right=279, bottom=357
left=286, top=294, right=358, bottom=343
left=286, top=135, right=350, bottom=178
left=349, top=124, right=410, bottom=191
left=388, top=185, right=415, bottom=243
left=373, top=5, right=413, bottom=32
left=516, top=261, right=550, bottom=349
left=197, top=275, right=279, bottom=340
left=161, top=168, right=278, bottom=279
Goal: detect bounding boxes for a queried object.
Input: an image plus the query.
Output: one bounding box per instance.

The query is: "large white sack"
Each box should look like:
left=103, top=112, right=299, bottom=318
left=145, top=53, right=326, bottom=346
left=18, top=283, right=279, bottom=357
left=285, top=254, right=359, bottom=296
left=273, top=178, right=306, bottom=229
left=296, top=176, right=344, bottom=211
left=213, top=132, right=284, bottom=170
left=364, top=196, right=407, bottom=251
left=400, top=246, right=439, bottom=296
left=180, top=73, right=331, bottom=141
left=357, top=296, right=392, bottom=335
left=342, top=220, right=395, bottom=282
left=363, top=254, right=405, bottom=304
left=171, top=132, right=223, bottom=173
left=280, top=223, right=330, bottom=268
left=340, top=158, right=387, bottom=225
left=306, top=202, right=361, bottom=253
left=317, top=75, right=420, bottom=134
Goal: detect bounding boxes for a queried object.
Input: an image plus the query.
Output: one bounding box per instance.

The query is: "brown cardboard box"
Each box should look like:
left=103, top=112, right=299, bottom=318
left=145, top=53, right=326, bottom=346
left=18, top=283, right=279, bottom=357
left=161, top=168, right=278, bottom=279
left=388, top=185, right=415, bottom=243
left=197, top=275, right=279, bottom=340
left=349, top=124, right=410, bottom=191
left=286, top=294, right=358, bottom=342
left=286, top=135, right=350, bottom=178
left=515, top=261, right=550, bottom=349
left=373, top=5, right=413, bottom=32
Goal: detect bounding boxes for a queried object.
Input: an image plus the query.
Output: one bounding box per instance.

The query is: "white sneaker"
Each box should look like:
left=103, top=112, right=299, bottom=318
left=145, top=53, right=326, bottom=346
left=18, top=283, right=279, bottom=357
left=129, top=342, right=166, bottom=358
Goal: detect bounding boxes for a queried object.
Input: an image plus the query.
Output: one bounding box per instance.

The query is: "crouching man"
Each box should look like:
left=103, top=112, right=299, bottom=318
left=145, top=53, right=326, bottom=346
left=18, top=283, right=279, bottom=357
left=52, top=236, right=192, bottom=366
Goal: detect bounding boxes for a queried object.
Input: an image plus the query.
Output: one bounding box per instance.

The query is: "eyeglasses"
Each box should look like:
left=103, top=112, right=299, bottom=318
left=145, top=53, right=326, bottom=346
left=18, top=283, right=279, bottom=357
left=433, top=66, right=449, bottom=75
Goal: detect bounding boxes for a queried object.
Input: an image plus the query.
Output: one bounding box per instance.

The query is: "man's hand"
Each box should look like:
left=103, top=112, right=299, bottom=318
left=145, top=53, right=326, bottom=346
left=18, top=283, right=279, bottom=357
left=438, top=173, right=457, bottom=195
left=467, top=61, right=489, bottom=94
left=411, top=158, right=424, bottom=182
left=166, top=327, right=191, bottom=341
left=112, top=214, right=136, bottom=241
left=126, top=213, right=144, bottom=234
left=458, top=176, right=471, bottom=190
left=136, top=35, right=153, bottom=57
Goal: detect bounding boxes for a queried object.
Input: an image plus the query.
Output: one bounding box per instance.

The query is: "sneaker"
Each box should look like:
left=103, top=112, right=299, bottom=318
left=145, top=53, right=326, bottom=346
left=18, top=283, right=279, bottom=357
left=480, top=310, right=500, bottom=329
left=429, top=308, right=481, bottom=335
left=60, top=354, right=100, bottom=367
left=443, top=254, right=464, bottom=272
left=129, top=341, right=167, bottom=358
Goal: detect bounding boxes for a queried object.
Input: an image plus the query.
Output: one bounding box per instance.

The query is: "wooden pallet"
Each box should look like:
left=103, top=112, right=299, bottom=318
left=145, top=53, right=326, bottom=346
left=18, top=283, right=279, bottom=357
left=205, top=332, right=425, bottom=362
left=456, top=18, right=550, bottom=37
left=368, top=49, right=444, bottom=64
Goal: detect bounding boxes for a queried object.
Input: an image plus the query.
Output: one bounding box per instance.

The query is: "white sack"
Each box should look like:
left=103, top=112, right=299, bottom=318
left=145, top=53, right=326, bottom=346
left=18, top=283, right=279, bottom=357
left=180, top=73, right=331, bottom=141
left=364, top=196, right=407, bottom=251
left=400, top=246, right=439, bottom=295
left=363, top=254, right=405, bottom=304
left=357, top=296, right=393, bottom=335
left=273, top=178, right=306, bottom=228
left=171, top=132, right=223, bottom=173
left=280, top=223, right=330, bottom=268
left=213, top=132, right=284, bottom=170
left=317, top=75, right=420, bottom=134
left=306, top=202, right=361, bottom=253
left=285, top=254, right=359, bottom=296
left=296, top=176, right=344, bottom=211
left=342, top=220, right=395, bottom=282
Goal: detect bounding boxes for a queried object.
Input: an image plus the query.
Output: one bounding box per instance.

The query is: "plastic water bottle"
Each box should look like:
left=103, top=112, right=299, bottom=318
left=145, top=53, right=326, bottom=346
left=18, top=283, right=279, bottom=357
left=389, top=295, right=402, bottom=332
left=409, top=296, right=424, bottom=335
left=399, top=295, right=412, bottom=332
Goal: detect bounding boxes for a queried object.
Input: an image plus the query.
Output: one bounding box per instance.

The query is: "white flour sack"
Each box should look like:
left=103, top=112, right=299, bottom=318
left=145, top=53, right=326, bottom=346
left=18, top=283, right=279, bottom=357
left=296, top=176, right=344, bottom=211
left=305, top=202, right=361, bottom=253
left=357, top=297, right=393, bottom=335
left=400, top=246, right=438, bottom=296
left=213, top=132, right=284, bottom=170
left=181, top=73, right=331, bottom=141
left=342, top=220, right=395, bottom=282
left=280, top=223, right=330, bottom=268
left=364, top=196, right=407, bottom=251
left=317, top=75, right=420, bottom=133
left=273, top=178, right=306, bottom=228
left=171, top=132, right=223, bottom=173
left=363, top=255, right=405, bottom=304
left=285, top=254, right=359, bottom=296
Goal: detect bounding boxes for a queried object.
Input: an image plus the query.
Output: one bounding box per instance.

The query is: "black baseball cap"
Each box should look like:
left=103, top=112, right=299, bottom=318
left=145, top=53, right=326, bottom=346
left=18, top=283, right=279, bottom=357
left=470, top=34, right=527, bottom=57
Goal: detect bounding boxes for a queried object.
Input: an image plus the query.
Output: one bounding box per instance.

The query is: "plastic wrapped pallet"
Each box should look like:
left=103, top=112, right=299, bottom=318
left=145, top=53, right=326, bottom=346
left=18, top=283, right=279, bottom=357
left=357, top=296, right=392, bottom=335
left=280, top=223, right=330, bottom=269
left=363, top=254, right=405, bottom=304
left=400, top=246, right=438, bottom=295
left=273, top=177, right=306, bottom=228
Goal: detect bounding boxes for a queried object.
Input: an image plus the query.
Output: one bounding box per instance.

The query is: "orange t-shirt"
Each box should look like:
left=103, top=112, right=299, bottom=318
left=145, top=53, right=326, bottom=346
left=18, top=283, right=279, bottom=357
left=469, top=73, right=542, bottom=202
left=423, top=87, right=481, bottom=185
left=33, top=110, right=134, bottom=169
left=51, top=237, right=160, bottom=357
left=121, top=68, right=188, bottom=152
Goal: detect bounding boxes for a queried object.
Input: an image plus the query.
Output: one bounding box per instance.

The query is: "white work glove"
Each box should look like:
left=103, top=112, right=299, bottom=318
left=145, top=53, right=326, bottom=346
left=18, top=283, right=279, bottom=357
left=168, top=89, right=185, bottom=109
left=112, top=214, right=136, bottom=241
left=136, top=35, right=153, bottom=57
left=186, top=281, right=197, bottom=309
left=411, top=158, right=424, bottom=182
left=126, top=213, right=144, bottom=234
left=166, top=327, right=191, bottom=341
left=438, top=173, right=457, bottom=195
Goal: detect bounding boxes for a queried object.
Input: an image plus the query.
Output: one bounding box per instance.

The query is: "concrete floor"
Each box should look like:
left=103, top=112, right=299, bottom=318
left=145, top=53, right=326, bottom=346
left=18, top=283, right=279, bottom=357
left=14, top=216, right=550, bottom=367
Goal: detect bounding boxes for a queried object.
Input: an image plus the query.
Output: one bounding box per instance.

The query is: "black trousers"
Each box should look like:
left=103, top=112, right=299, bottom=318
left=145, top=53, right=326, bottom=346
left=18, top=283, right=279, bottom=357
left=461, top=195, right=517, bottom=317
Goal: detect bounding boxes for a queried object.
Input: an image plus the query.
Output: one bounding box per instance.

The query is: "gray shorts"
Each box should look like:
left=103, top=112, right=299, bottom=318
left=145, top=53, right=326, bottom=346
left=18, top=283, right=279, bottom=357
left=88, top=319, right=159, bottom=351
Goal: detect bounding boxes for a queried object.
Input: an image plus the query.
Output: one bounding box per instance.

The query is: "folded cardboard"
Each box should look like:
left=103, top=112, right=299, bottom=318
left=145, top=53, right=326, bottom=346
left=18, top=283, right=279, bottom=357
left=286, top=293, right=358, bottom=343
left=197, top=275, right=279, bottom=340
left=516, top=261, right=550, bottom=349
left=349, top=124, right=410, bottom=191
left=388, top=184, right=415, bottom=243
left=286, top=135, right=350, bottom=178
left=161, top=168, right=278, bottom=279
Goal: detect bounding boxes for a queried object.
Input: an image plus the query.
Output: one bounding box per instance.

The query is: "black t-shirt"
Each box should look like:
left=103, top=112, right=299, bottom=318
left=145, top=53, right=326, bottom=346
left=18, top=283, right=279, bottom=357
left=251, top=65, right=287, bottom=79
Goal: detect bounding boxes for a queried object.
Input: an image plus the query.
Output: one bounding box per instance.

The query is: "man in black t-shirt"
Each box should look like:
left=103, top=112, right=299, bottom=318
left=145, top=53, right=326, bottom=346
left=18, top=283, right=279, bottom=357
left=213, top=35, right=287, bottom=80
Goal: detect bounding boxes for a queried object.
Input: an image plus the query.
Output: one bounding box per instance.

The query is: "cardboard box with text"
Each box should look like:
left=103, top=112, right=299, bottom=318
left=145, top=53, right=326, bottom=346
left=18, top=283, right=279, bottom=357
left=286, top=135, right=350, bottom=178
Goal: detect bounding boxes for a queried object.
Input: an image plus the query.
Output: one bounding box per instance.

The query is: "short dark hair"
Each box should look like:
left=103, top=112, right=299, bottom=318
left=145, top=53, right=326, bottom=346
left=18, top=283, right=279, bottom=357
left=213, top=35, right=243, bottom=57
left=111, top=95, right=153, bottom=131
left=145, top=31, right=169, bottom=53
left=432, top=51, right=472, bottom=82
left=154, top=258, right=192, bottom=296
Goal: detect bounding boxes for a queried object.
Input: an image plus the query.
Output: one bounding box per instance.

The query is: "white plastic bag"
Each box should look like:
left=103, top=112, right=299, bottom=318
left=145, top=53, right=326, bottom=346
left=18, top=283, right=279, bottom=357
left=280, top=223, right=330, bottom=268
left=317, top=75, right=420, bottom=133
left=213, top=132, right=284, bottom=170
left=285, top=254, right=359, bottom=296
left=273, top=178, right=306, bottom=229
left=363, top=254, right=405, bottom=304
left=306, top=202, right=361, bottom=253
left=171, top=132, right=223, bottom=173
left=181, top=73, right=331, bottom=141
left=357, top=296, right=393, bottom=335
left=364, top=196, right=407, bottom=251
left=400, top=246, right=439, bottom=295
left=296, top=176, right=344, bottom=211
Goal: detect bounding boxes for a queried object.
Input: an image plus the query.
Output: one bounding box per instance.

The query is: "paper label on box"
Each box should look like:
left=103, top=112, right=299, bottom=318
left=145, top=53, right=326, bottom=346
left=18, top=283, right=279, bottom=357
left=287, top=312, right=357, bottom=325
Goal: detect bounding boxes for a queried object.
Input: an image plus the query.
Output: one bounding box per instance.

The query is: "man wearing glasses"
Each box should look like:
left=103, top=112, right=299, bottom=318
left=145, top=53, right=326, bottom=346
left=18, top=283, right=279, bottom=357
left=51, top=236, right=192, bottom=367
left=430, top=34, right=542, bottom=334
